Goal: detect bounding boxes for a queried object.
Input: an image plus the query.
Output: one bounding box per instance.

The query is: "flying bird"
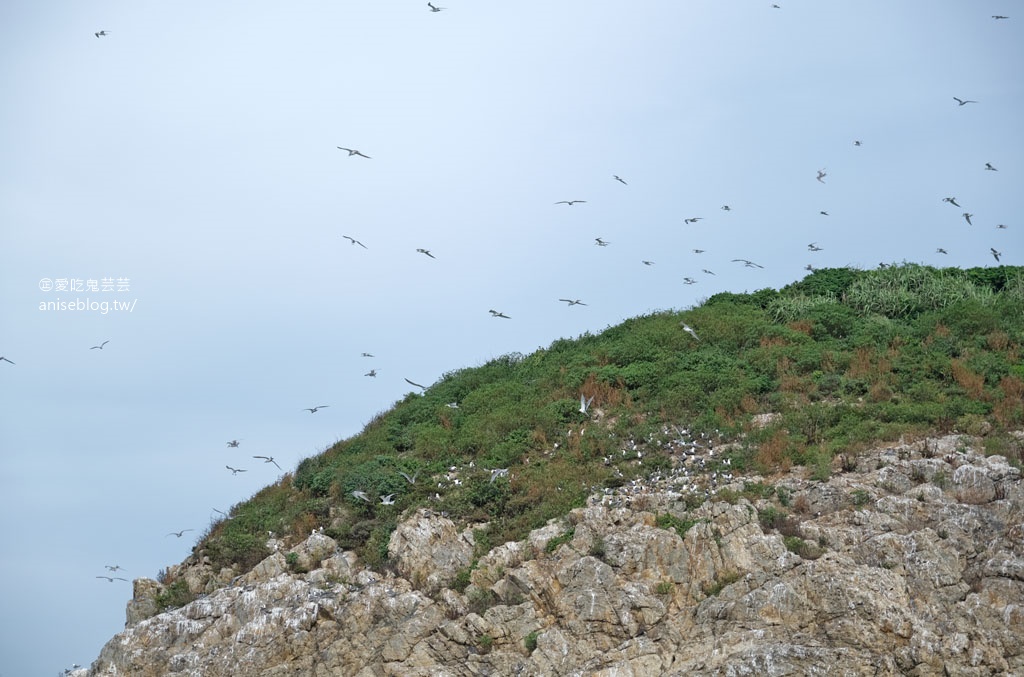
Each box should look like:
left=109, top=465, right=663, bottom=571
left=427, top=2, right=445, bottom=10
left=594, top=238, right=609, bottom=247
left=404, top=377, right=428, bottom=391
left=680, top=323, right=700, bottom=341
left=554, top=200, right=586, bottom=206
left=399, top=470, right=418, bottom=484
left=985, top=163, right=998, bottom=171
left=992, top=15, right=1009, bottom=20
left=559, top=299, right=587, bottom=306
left=212, top=508, right=234, bottom=520
left=805, top=264, right=816, bottom=272
left=936, top=248, right=948, bottom=254
left=304, top=405, right=329, bottom=413
left=365, top=369, right=377, bottom=377
left=379, top=494, right=396, bottom=505
left=95, top=31, right=110, bottom=38
left=820, top=211, right=829, bottom=216
left=952, top=97, right=977, bottom=106
left=167, top=529, right=194, bottom=538
left=721, top=205, right=731, bottom=211
left=225, top=465, right=247, bottom=475
left=337, top=147, right=371, bottom=158
left=683, top=277, right=697, bottom=285
left=489, top=468, right=509, bottom=484
left=351, top=490, right=370, bottom=502
left=963, top=213, right=973, bottom=226
left=489, top=309, right=511, bottom=318
left=613, top=175, right=627, bottom=185
left=96, top=575, right=127, bottom=582
left=1, top=356, right=15, bottom=364
left=943, top=197, right=961, bottom=207
left=702, top=269, right=715, bottom=275
left=853, top=140, right=862, bottom=146
left=684, top=217, right=703, bottom=224
left=226, top=440, right=242, bottom=448
left=991, top=248, right=1002, bottom=262
left=343, top=235, right=368, bottom=248
left=90, top=340, right=109, bottom=350
left=579, top=394, right=594, bottom=414
left=816, top=169, right=827, bottom=183
left=642, top=260, right=655, bottom=266
left=732, top=259, right=764, bottom=268
left=997, top=224, right=1008, bottom=229
left=692, top=249, right=705, bottom=254
left=361, top=352, right=374, bottom=357
left=253, top=455, right=282, bottom=469
left=105, top=565, right=125, bottom=572
left=416, top=248, right=436, bottom=259
left=808, top=242, right=823, bottom=251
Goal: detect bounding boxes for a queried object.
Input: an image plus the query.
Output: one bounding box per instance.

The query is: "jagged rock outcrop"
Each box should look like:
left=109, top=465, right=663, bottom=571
left=86, top=434, right=1023, bottom=676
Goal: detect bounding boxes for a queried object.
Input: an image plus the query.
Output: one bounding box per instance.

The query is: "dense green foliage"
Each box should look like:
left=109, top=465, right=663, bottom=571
left=194, top=265, right=1024, bottom=575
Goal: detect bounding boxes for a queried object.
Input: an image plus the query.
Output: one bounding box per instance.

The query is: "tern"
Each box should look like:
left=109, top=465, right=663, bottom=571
left=427, top=2, right=445, bottom=10
left=992, top=15, right=1009, bottom=20
left=304, top=405, right=329, bottom=413
left=253, top=455, right=282, bottom=469
left=226, top=465, right=247, bottom=474
left=692, top=249, right=705, bottom=254
left=0, top=356, right=13, bottom=364
left=337, top=147, right=371, bottom=158
left=95, top=31, right=110, bottom=38
left=854, top=140, right=862, bottom=146
left=90, top=340, right=109, bottom=350
left=702, top=269, right=715, bottom=275
left=952, top=97, right=977, bottom=106
left=613, top=175, right=627, bottom=185
left=559, top=299, right=587, bottom=306
left=489, top=468, right=509, bottom=484
left=594, top=238, right=609, bottom=247
left=963, top=213, right=973, bottom=226
left=416, top=248, right=436, bottom=259
left=362, top=352, right=374, bottom=357
left=985, top=163, right=998, bottom=171
left=379, top=494, right=396, bottom=505
left=684, top=217, right=703, bottom=224
left=680, top=323, right=701, bottom=341
left=936, top=248, right=948, bottom=254
left=404, top=377, right=428, bottom=391
left=683, top=277, right=697, bottom=285
left=365, top=369, right=377, bottom=377
left=579, top=394, right=594, bottom=414
left=943, top=197, right=961, bottom=207
left=991, top=248, right=1002, bottom=262
left=343, top=235, right=368, bottom=248
left=167, top=529, right=194, bottom=538
left=642, top=260, right=655, bottom=266
left=555, top=200, right=586, bottom=206
left=212, top=508, right=234, bottom=520
left=816, top=169, right=827, bottom=183
left=808, top=242, right=823, bottom=251
left=732, top=259, right=764, bottom=268
left=227, top=440, right=242, bottom=448
left=489, top=309, right=511, bottom=318
left=96, top=575, right=128, bottom=582
left=820, top=211, right=829, bottom=216
left=805, top=264, right=816, bottom=272
left=105, top=565, right=125, bottom=572
left=351, top=490, right=370, bottom=502
left=399, top=470, right=418, bottom=484
left=721, top=205, right=731, bottom=211
left=997, top=224, right=1008, bottom=229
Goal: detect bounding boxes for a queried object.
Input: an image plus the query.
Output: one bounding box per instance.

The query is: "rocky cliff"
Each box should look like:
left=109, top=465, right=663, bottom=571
left=82, top=433, right=1023, bottom=676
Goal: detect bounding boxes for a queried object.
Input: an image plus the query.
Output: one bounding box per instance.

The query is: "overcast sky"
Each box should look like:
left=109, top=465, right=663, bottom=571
left=1, top=1, right=1020, bottom=674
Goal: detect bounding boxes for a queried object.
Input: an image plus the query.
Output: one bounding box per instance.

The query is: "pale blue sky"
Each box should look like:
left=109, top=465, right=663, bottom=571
left=1, top=1, right=1020, bottom=674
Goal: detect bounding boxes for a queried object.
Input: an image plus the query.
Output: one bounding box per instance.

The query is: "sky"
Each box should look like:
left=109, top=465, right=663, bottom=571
left=0, top=1, right=1020, bottom=674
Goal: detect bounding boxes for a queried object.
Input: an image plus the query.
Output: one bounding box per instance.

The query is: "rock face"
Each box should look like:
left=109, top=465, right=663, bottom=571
left=86, top=435, right=1023, bottom=676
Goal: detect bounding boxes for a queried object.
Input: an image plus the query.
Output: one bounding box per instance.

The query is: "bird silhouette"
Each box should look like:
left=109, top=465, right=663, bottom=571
left=167, top=529, right=194, bottom=538
left=404, top=377, right=428, bottom=391
left=343, top=235, right=368, bottom=248
left=963, top=213, right=973, bottom=226
left=808, top=242, right=823, bottom=251
left=95, top=31, right=110, bottom=38
left=253, top=455, right=282, bottom=469
left=555, top=200, right=586, bottom=206
left=225, top=465, right=247, bottom=475
left=489, top=309, right=511, bottom=318
left=732, top=259, right=764, bottom=268
left=362, top=352, right=374, bottom=357
left=683, top=277, right=697, bottom=285
left=853, top=140, right=862, bottom=146
left=693, top=249, right=705, bottom=254
left=680, top=323, right=701, bottom=341
left=559, top=299, right=587, bottom=306
left=991, top=248, right=1002, bottom=262
left=226, top=440, right=242, bottom=448
left=351, top=490, right=370, bottom=502
left=579, top=394, right=594, bottom=414
left=642, top=260, right=655, bottom=266
left=721, top=205, right=731, bottom=211
left=816, top=169, right=827, bottom=183
left=820, top=211, right=829, bottom=216
left=90, top=340, right=109, bottom=350
left=943, top=197, right=961, bottom=207
left=702, top=269, right=715, bottom=275
left=594, top=238, right=609, bottom=247
left=416, top=248, right=436, bottom=259
left=684, top=217, right=703, bottom=224
left=985, top=163, right=998, bottom=171
left=992, top=15, right=1009, bottom=20
left=1, top=356, right=16, bottom=364
left=337, top=147, right=371, bottom=158
left=96, top=575, right=127, bottom=582
left=304, top=405, right=329, bottom=413
left=365, top=369, right=377, bottom=377
left=427, top=2, right=445, bottom=11
left=936, top=248, right=948, bottom=255
left=105, top=565, right=125, bottom=572
left=997, top=224, right=1008, bottom=230
left=613, top=175, right=627, bottom=185
left=953, top=97, right=977, bottom=106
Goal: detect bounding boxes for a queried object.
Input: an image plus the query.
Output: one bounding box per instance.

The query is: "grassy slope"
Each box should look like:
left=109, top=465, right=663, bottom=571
left=192, top=264, right=1024, bottom=578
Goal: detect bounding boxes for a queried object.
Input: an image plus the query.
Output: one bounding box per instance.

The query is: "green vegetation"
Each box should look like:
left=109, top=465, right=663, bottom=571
left=155, top=579, right=196, bottom=612
left=524, top=631, right=539, bottom=652
left=186, top=265, right=1023, bottom=579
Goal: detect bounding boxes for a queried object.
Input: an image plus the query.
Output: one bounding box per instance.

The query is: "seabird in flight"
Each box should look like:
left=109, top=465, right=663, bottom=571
left=613, top=175, right=627, bottom=185
left=351, top=490, right=370, bottom=502
left=365, top=369, right=377, bottom=377
left=304, top=405, right=330, bottom=413
left=404, top=377, right=428, bottom=391
left=90, top=340, right=109, bottom=350
left=343, top=235, right=368, bottom=248
left=253, top=455, right=282, bottom=469
left=167, top=529, right=194, bottom=538
left=95, top=31, right=110, bottom=38
left=684, top=217, right=703, bottom=224
left=702, top=269, right=715, bottom=275
left=489, top=309, right=511, bottom=318
left=985, top=163, right=998, bottom=171
left=416, top=248, right=436, bottom=259
left=105, top=565, right=125, bottom=572
left=991, top=248, right=1002, bottom=262
left=96, top=575, right=128, bottom=582
left=692, top=249, right=705, bottom=254
left=808, top=242, right=823, bottom=251
left=732, top=259, right=764, bottom=268
left=642, top=260, right=655, bottom=266
left=559, top=299, right=587, bottom=306
left=721, top=205, right=731, bottom=211
left=489, top=468, right=509, bottom=484
left=594, top=238, right=609, bottom=247
left=399, top=470, right=418, bottom=484
left=943, top=197, right=961, bottom=207
left=227, top=440, right=242, bottom=448
left=992, top=15, right=1009, bottom=20
left=963, top=213, right=973, bottom=226
left=854, top=140, right=862, bottom=146
left=816, top=169, right=827, bottom=183
left=555, top=200, right=586, bottom=206
left=427, top=2, right=445, bottom=11
left=337, top=147, right=371, bottom=158
left=952, top=97, right=977, bottom=106
left=680, top=322, right=701, bottom=341
left=379, top=494, right=396, bottom=505
left=225, top=466, right=247, bottom=475
left=0, top=356, right=13, bottom=365
left=579, top=394, right=594, bottom=414
left=936, top=248, right=948, bottom=254
left=683, top=277, right=697, bottom=285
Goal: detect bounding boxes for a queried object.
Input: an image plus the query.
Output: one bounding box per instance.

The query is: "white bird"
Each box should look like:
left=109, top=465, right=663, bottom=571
left=226, top=465, right=247, bottom=475
left=399, top=471, right=418, bottom=484
left=253, top=455, right=282, bottom=469
left=351, top=490, right=370, bottom=502
left=559, top=298, right=587, bottom=306
left=337, top=147, right=371, bottom=158
left=579, top=394, right=595, bottom=414
left=953, top=97, right=977, bottom=106
left=90, top=340, right=110, bottom=350
left=680, top=323, right=701, bottom=341
left=446, top=402, right=459, bottom=409
left=343, top=235, right=368, bottom=248
left=304, top=405, right=329, bottom=413
left=212, top=508, right=234, bottom=520
left=404, top=377, right=428, bottom=391
left=489, top=468, right=509, bottom=484
left=96, top=575, right=127, bottom=582
left=732, top=258, right=764, bottom=268
left=380, top=494, right=396, bottom=505
left=167, top=529, right=193, bottom=538
left=105, top=565, right=125, bottom=572
left=555, top=200, right=586, bottom=206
